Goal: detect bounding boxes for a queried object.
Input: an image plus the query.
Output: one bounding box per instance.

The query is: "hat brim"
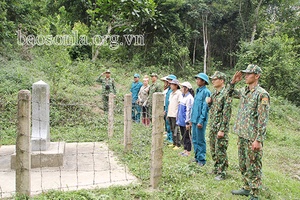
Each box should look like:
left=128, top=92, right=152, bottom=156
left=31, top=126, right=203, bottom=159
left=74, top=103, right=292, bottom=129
left=241, top=70, right=260, bottom=74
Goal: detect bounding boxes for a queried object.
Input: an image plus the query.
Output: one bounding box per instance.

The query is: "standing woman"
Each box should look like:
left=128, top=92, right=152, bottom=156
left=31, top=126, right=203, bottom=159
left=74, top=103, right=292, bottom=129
left=167, top=79, right=183, bottom=149
left=177, top=82, right=194, bottom=156
left=137, top=75, right=150, bottom=126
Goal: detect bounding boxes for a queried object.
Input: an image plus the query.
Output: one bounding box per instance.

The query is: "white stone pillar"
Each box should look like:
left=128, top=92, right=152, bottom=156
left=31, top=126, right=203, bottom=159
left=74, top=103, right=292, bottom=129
left=31, top=80, right=50, bottom=151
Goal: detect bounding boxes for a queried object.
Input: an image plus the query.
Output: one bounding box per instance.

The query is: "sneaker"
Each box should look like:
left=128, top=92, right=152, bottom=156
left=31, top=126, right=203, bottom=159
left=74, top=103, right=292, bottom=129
left=168, top=144, right=175, bottom=147
left=182, top=151, right=191, bottom=157
left=190, top=158, right=197, bottom=162
left=214, top=175, right=225, bottom=181
left=231, top=188, right=250, bottom=196
left=173, top=146, right=180, bottom=150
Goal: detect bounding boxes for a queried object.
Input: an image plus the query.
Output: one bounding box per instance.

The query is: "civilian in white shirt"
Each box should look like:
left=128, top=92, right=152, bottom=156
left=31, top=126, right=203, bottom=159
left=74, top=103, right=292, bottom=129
left=167, top=79, right=183, bottom=150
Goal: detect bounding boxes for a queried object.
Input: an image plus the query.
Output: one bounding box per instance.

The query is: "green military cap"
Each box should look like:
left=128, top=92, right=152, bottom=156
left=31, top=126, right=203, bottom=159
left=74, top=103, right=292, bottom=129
left=210, top=71, right=226, bottom=80
left=150, top=73, right=158, bottom=77
left=105, top=69, right=111, bottom=73
left=241, top=64, right=262, bottom=74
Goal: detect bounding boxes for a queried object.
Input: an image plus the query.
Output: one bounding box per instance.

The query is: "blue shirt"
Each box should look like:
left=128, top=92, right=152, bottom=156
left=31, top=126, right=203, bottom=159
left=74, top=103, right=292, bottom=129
left=130, top=81, right=143, bottom=103
left=190, top=86, right=211, bottom=125
left=165, top=87, right=172, bottom=112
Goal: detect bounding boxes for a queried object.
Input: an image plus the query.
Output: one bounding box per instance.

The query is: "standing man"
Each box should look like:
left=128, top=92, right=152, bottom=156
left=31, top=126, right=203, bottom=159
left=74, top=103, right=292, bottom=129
left=230, top=64, right=270, bottom=200
left=130, top=73, right=143, bottom=123
left=190, top=73, right=211, bottom=167
left=206, top=71, right=232, bottom=181
left=144, top=73, right=162, bottom=119
left=96, top=69, right=116, bottom=111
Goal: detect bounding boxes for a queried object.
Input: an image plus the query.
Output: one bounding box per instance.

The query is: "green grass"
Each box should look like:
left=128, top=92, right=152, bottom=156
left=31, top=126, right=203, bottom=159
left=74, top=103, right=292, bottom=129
left=1, top=53, right=300, bottom=199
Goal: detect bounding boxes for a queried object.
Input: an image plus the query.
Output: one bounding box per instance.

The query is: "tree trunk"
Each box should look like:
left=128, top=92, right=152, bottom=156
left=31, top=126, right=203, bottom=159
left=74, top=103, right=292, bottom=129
left=92, top=24, right=113, bottom=62
left=193, top=38, right=196, bottom=65
left=202, top=14, right=208, bottom=74
left=251, top=0, right=263, bottom=43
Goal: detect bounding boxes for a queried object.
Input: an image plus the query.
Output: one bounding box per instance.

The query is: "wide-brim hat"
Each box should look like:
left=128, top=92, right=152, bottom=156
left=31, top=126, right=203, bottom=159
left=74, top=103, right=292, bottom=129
left=160, top=76, right=168, bottom=81
left=169, top=79, right=180, bottom=88
left=180, top=81, right=192, bottom=89
left=195, top=73, right=209, bottom=85
left=166, top=74, right=177, bottom=80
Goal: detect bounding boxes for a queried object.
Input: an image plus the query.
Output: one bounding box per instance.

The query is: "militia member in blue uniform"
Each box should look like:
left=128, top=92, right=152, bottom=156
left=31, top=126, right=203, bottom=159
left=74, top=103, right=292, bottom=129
left=229, top=64, right=270, bottom=200
left=206, top=71, right=232, bottom=181
left=96, top=69, right=116, bottom=111
left=130, top=73, right=143, bottom=123
left=190, top=73, right=211, bottom=166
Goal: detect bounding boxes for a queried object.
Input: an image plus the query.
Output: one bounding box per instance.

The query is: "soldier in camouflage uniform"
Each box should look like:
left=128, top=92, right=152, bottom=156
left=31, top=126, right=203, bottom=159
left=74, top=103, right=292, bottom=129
left=206, top=71, right=232, bottom=181
left=229, top=64, right=270, bottom=200
left=143, top=73, right=162, bottom=119
left=96, top=69, right=116, bottom=112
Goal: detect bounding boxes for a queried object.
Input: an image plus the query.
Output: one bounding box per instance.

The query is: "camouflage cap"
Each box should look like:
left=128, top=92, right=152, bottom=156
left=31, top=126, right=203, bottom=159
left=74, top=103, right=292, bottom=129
left=210, top=71, right=226, bottom=80
left=241, top=64, right=262, bottom=74
left=150, top=73, right=158, bottom=77
left=105, top=69, right=111, bottom=73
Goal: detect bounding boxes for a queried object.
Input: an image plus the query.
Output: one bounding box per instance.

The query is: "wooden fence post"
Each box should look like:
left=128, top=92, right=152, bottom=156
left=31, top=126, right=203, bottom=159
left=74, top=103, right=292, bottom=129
left=108, top=93, right=115, bottom=138
left=124, top=94, right=132, bottom=152
left=150, top=92, right=164, bottom=189
left=16, top=90, right=31, bottom=196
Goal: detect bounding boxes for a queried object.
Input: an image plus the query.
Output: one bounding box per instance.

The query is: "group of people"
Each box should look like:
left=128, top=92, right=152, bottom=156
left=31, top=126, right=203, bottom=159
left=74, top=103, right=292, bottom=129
left=98, top=64, right=270, bottom=200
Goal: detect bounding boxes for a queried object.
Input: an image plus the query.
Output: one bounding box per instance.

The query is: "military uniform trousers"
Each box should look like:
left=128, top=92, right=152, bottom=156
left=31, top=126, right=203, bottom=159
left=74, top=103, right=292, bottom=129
left=238, top=137, right=263, bottom=197
left=209, top=131, right=228, bottom=176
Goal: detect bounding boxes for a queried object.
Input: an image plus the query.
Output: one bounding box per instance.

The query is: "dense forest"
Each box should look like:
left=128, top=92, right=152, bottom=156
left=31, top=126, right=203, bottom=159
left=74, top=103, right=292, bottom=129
left=0, top=0, right=299, bottom=105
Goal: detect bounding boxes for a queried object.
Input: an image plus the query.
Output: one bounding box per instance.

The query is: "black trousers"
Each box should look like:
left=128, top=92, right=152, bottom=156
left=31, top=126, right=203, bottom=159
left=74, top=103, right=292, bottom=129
left=168, top=117, right=180, bottom=147
left=180, top=126, right=191, bottom=151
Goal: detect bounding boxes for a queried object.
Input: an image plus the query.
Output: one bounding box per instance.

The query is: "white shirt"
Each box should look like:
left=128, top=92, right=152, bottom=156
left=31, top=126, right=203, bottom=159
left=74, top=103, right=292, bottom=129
left=167, top=89, right=183, bottom=118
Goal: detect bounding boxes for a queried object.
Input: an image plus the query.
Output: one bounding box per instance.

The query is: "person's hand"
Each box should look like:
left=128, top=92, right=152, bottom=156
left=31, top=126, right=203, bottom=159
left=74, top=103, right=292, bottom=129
left=186, top=124, right=190, bottom=130
left=252, top=140, right=262, bottom=151
left=206, top=97, right=212, bottom=104
left=217, top=131, right=224, bottom=139
left=231, top=71, right=243, bottom=84
left=142, top=101, right=147, bottom=107
left=197, top=123, right=203, bottom=129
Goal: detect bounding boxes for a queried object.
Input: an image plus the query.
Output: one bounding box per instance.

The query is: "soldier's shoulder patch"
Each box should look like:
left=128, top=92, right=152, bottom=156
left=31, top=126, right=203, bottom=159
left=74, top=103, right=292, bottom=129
left=261, top=97, right=269, bottom=105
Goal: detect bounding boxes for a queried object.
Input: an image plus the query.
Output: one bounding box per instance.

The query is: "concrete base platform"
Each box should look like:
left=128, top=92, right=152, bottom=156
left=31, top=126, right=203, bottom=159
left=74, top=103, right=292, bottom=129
left=11, top=142, right=65, bottom=169
left=0, top=142, right=138, bottom=198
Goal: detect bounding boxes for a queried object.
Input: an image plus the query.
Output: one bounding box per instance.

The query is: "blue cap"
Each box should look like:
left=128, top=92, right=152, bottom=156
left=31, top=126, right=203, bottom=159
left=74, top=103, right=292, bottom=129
left=195, top=73, right=209, bottom=85
left=167, top=74, right=177, bottom=80
left=134, top=73, right=140, bottom=78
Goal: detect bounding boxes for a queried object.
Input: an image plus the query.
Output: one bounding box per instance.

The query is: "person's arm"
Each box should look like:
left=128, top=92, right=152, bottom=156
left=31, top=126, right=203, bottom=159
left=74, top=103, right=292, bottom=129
left=112, top=79, right=116, bottom=94
left=219, top=93, right=232, bottom=133
left=198, top=90, right=210, bottom=126
left=185, top=96, right=194, bottom=124
left=255, top=93, right=270, bottom=142
left=96, top=76, right=103, bottom=83
left=228, top=71, right=243, bottom=99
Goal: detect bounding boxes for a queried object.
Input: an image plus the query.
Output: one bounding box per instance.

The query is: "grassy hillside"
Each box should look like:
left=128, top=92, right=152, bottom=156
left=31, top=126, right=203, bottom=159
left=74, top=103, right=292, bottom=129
left=1, top=51, right=300, bottom=199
